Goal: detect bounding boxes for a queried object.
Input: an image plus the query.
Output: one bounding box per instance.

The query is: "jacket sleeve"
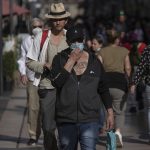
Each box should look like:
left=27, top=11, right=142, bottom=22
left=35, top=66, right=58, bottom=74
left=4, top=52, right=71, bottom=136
left=98, top=62, right=112, bottom=109
left=26, top=59, right=44, bottom=74
left=49, top=54, right=70, bottom=88
left=17, top=36, right=33, bottom=75
left=17, top=41, right=27, bottom=75
left=26, top=32, right=44, bottom=74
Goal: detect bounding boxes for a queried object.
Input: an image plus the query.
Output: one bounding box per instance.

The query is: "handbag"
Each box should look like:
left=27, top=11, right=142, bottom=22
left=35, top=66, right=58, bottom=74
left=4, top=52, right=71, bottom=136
left=106, top=130, right=116, bottom=150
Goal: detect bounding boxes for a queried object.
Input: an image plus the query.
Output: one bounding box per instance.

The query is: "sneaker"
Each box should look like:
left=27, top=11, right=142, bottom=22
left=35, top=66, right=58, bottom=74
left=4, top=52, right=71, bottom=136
left=115, top=131, right=123, bottom=148
left=27, top=138, right=37, bottom=146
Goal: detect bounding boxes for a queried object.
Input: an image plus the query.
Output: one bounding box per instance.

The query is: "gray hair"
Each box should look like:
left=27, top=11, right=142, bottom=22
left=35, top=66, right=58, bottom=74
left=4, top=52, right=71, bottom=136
left=28, top=17, right=43, bottom=34
left=31, top=18, right=43, bottom=26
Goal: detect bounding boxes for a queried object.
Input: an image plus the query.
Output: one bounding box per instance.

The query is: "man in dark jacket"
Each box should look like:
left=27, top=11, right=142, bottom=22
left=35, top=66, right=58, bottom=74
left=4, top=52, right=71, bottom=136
left=49, top=25, right=114, bottom=150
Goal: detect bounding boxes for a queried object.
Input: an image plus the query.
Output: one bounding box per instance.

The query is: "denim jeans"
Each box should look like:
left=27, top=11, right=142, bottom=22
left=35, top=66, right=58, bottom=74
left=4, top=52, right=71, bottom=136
left=57, top=122, right=99, bottom=150
left=98, top=106, right=105, bottom=131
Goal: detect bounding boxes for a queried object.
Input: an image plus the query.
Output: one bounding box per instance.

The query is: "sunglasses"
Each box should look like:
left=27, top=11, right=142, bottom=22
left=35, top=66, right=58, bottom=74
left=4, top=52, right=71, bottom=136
left=32, top=25, right=42, bottom=29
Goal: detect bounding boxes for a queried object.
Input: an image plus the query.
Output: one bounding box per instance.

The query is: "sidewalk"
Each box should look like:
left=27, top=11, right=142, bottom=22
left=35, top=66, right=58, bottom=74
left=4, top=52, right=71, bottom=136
left=0, top=86, right=43, bottom=150
left=0, top=86, right=150, bottom=150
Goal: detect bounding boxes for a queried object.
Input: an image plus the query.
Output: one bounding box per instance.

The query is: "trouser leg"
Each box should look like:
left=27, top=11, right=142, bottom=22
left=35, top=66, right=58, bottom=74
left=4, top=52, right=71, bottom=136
left=79, top=122, right=99, bottom=150
left=40, top=89, right=58, bottom=150
left=136, top=83, right=145, bottom=110
left=57, top=123, right=78, bottom=150
left=145, top=85, right=150, bottom=141
left=27, top=81, right=41, bottom=140
left=109, top=88, right=126, bottom=131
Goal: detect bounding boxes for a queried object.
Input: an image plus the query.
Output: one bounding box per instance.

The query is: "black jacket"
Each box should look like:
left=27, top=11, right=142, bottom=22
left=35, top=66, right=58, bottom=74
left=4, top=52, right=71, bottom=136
left=49, top=48, right=112, bottom=123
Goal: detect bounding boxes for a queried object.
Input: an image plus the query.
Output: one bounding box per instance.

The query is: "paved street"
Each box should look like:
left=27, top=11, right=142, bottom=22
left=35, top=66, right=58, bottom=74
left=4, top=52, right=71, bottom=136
left=0, top=86, right=150, bottom=150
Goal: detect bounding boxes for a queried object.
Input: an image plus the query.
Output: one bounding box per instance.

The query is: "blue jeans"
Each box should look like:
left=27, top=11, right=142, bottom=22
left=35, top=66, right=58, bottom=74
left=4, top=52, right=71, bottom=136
left=57, top=122, right=99, bottom=150
left=98, top=106, right=105, bottom=131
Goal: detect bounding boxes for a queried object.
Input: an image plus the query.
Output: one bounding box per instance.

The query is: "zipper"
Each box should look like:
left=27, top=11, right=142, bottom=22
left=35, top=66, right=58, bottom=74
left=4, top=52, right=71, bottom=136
left=77, top=81, right=80, bottom=122
left=70, top=74, right=80, bottom=122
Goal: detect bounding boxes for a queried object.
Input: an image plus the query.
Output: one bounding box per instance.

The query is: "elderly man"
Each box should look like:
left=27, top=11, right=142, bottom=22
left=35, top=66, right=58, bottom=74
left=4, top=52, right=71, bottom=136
left=26, top=1, right=71, bottom=150
left=17, top=18, right=43, bottom=145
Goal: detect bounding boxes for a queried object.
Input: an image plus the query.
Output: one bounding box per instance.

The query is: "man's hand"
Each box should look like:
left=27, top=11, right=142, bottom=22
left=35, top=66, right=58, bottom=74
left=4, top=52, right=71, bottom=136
left=69, top=48, right=82, bottom=62
left=106, top=108, right=114, bottom=131
left=64, top=49, right=82, bottom=72
left=21, top=75, right=28, bottom=85
left=44, top=63, right=51, bottom=70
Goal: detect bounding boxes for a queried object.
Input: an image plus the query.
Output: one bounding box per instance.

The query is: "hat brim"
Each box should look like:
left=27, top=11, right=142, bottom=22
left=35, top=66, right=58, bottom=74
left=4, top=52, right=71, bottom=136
left=45, top=12, right=71, bottom=19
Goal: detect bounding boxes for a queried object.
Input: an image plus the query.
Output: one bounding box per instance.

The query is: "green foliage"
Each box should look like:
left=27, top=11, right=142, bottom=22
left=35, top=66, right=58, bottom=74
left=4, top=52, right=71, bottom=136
left=3, top=51, right=17, bottom=81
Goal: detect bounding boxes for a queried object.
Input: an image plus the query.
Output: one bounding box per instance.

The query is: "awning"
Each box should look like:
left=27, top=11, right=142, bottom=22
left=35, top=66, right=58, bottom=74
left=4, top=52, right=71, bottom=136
left=2, top=0, right=30, bottom=16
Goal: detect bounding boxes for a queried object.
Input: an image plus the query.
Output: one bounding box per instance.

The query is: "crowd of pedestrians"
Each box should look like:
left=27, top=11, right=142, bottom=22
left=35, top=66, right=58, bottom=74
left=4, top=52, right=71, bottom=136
left=16, top=0, right=150, bottom=150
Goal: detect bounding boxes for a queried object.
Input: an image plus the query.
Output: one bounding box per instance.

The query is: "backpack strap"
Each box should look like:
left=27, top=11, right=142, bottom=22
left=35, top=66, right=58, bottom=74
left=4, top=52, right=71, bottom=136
left=38, top=29, right=49, bottom=60
left=40, top=29, right=49, bottom=51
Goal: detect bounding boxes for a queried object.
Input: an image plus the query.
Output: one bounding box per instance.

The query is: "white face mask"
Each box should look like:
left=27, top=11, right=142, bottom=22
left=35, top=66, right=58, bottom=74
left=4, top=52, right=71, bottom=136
left=96, top=47, right=101, bottom=52
left=32, top=27, right=42, bottom=36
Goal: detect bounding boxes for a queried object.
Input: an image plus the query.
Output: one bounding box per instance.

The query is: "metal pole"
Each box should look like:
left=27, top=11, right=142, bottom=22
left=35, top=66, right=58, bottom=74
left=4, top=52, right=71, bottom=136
left=0, top=0, right=3, bottom=95
left=9, top=0, right=13, bottom=38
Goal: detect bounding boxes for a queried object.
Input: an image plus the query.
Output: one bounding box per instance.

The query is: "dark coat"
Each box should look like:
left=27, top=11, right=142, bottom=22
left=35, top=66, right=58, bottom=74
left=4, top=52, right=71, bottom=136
left=49, top=48, right=112, bottom=123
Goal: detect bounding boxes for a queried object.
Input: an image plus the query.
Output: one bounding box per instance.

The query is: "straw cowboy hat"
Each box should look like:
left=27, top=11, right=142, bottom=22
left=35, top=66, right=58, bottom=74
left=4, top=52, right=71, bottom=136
left=45, top=2, right=71, bottom=19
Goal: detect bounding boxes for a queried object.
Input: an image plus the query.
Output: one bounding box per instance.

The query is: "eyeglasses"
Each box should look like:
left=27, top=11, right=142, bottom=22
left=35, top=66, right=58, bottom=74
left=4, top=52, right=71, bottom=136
left=32, top=25, right=42, bottom=29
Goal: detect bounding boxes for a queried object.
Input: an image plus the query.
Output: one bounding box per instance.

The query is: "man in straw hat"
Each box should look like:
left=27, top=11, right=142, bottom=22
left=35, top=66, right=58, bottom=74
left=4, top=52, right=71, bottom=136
left=26, top=1, right=71, bottom=149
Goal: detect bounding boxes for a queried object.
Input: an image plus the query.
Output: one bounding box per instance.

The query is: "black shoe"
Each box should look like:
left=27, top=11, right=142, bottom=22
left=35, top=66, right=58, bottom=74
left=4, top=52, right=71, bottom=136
left=27, top=139, right=37, bottom=146
left=138, top=102, right=144, bottom=110
left=129, top=107, right=137, bottom=113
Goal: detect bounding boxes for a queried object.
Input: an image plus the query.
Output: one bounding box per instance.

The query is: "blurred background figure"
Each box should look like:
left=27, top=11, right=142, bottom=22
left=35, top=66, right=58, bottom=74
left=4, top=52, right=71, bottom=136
left=92, top=34, right=105, bottom=53
left=99, top=30, right=131, bottom=148
left=129, top=42, right=147, bottom=113
left=91, top=34, right=106, bottom=135
left=114, top=10, right=127, bottom=35
left=130, top=45, right=150, bottom=143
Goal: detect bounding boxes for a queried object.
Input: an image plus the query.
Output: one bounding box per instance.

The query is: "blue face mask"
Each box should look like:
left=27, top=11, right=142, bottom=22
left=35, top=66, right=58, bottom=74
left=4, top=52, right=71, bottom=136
left=70, top=42, right=84, bottom=51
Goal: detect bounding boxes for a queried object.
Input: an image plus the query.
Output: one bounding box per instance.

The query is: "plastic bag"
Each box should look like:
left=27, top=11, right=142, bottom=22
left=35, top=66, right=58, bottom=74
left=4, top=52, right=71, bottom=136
left=106, top=130, right=116, bottom=150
